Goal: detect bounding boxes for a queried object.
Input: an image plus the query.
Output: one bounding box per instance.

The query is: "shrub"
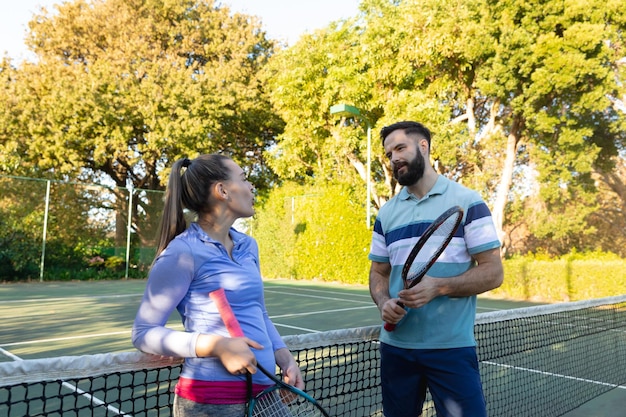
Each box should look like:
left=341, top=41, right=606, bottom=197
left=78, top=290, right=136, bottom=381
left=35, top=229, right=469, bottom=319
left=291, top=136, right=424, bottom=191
left=252, top=181, right=371, bottom=284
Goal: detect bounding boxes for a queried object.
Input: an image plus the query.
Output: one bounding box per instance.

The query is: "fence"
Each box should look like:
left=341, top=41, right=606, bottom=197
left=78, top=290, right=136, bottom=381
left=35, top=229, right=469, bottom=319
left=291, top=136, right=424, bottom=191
left=2, top=175, right=625, bottom=301
left=0, top=175, right=165, bottom=281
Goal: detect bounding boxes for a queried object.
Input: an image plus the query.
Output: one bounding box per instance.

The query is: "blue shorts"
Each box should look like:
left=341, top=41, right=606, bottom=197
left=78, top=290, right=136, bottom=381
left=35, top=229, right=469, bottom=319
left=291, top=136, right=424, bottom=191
left=379, top=343, right=486, bottom=417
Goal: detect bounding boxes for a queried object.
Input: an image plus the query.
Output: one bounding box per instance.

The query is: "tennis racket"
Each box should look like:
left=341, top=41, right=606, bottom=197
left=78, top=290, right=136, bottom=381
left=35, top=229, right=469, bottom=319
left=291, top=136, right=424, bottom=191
left=209, top=289, right=331, bottom=417
left=384, top=205, right=464, bottom=332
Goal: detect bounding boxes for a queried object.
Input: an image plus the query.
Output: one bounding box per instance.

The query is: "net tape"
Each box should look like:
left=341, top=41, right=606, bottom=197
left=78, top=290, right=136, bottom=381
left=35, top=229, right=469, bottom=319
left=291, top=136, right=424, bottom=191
left=1, top=295, right=625, bottom=417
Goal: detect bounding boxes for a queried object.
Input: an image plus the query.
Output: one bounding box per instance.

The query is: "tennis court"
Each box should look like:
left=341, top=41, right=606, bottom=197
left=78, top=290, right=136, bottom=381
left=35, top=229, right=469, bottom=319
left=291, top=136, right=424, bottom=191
left=0, top=279, right=538, bottom=361
left=0, top=279, right=624, bottom=416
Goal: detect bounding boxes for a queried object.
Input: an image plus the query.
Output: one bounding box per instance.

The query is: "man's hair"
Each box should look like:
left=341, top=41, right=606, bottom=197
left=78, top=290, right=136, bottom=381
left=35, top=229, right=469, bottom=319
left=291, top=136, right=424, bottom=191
left=380, top=121, right=431, bottom=145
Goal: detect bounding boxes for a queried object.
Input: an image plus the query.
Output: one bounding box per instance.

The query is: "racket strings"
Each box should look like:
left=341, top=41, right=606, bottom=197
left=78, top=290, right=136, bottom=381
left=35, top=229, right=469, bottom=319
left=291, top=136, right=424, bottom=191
left=406, top=215, right=461, bottom=280
left=251, top=387, right=324, bottom=417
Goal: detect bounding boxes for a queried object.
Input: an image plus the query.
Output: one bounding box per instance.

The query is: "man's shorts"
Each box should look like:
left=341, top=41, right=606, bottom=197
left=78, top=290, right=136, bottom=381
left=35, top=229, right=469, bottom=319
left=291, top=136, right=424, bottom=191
left=379, top=343, right=486, bottom=417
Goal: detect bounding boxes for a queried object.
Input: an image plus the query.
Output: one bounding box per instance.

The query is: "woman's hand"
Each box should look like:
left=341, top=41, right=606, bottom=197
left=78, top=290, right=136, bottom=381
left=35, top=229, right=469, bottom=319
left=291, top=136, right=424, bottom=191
left=196, top=334, right=263, bottom=375
left=275, top=347, right=305, bottom=389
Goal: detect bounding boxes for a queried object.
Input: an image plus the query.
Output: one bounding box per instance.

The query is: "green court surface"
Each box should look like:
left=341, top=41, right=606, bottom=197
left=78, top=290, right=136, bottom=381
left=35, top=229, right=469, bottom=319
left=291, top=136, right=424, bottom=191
left=1, top=279, right=624, bottom=416
left=0, top=278, right=541, bottom=362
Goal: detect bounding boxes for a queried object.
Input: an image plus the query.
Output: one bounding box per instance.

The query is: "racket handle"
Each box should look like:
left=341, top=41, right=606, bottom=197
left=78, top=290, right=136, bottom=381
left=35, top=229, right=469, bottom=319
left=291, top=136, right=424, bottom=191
left=383, top=322, right=397, bottom=331
left=383, top=301, right=406, bottom=332
left=209, top=288, right=245, bottom=338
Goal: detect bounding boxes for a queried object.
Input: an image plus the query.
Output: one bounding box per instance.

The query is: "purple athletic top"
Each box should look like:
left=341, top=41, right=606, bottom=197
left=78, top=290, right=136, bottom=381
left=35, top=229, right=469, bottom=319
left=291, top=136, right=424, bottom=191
left=131, top=223, right=285, bottom=385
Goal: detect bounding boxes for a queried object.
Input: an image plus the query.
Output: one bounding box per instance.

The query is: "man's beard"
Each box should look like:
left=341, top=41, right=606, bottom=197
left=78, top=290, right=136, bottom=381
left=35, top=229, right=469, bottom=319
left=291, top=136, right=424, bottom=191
left=394, top=152, right=426, bottom=186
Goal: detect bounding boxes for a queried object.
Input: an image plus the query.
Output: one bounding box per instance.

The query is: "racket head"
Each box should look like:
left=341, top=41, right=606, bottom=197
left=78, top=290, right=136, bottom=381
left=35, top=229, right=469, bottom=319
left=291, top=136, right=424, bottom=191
left=384, top=206, right=464, bottom=332
left=401, top=205, right=464, bottom=288
left=209, top=289, right=330, bottom=417
left=248, top=365, right=330, bottom=417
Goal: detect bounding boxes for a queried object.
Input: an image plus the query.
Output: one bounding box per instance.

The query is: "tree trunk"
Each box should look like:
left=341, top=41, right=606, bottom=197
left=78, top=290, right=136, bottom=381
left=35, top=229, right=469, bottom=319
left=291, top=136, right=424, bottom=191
left=492, top=117, right=522, bottom=250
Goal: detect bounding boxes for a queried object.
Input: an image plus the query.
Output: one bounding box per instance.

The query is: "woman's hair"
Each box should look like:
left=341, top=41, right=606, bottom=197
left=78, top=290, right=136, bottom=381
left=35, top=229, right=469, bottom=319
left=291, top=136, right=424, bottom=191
left=155, top=154, right=232, bottom=257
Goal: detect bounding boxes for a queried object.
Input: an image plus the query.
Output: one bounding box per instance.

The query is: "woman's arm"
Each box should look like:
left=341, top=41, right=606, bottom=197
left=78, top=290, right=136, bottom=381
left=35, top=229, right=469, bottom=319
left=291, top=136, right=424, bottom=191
left=131, top=244, right=200, bottom=358
left=274, top=347, right=304, bottom=389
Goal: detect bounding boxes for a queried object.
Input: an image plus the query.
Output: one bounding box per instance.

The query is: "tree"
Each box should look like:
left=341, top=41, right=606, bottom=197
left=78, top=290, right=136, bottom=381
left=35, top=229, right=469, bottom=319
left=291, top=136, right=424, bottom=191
left=476, top=0, right=626, bottom=253
left=261, top=16, right=373, bottom=183
left=0, top=0, right=283, bottom=246
left=262, top=0, right=626, bottom=256
left=371, top=0, right=626, bottom=253
left=262, top=0, right=412, bottom=209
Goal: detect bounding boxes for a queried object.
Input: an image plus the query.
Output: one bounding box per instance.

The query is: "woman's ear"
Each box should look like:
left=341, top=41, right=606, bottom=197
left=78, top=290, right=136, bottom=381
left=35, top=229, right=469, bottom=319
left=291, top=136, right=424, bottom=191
left=213, top=182, right=229, bottom=201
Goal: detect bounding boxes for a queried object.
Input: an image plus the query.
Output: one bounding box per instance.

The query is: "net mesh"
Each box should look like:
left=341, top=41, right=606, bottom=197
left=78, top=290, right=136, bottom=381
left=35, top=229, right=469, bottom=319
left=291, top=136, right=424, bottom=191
left=1, top=296, right=625, bottom=417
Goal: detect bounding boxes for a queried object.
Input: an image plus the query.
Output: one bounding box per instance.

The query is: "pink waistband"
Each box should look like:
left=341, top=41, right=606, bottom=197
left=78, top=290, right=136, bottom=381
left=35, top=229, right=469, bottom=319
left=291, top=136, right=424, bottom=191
left=175, top=376, right=271, bottom=404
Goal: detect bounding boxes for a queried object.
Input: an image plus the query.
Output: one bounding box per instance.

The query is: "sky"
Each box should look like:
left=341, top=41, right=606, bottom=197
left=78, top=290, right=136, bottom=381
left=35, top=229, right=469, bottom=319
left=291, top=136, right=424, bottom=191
left=0, top=0, right=361, bottom=62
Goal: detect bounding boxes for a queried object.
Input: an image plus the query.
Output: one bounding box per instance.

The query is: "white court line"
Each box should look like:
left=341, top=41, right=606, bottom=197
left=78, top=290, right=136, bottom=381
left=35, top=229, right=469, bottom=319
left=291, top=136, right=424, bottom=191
left=273, top=323, right=321, bottom=333
left=266, top=285, right=372, bottom=297
left=264, top=289, right=378, bottom=333
left=4, top=304, right=375, bottom=347
left=483, top=361, right=626, bottom=390
left=264, top=289, right=373, bottom=304
left=2, top=304, right=373, bottom=346
left=0, top=346, right=21, bottom=361
left=1, top=294, right=144, bottom=304
left=270, top=305, right=376, bottom=319
left=0, top=346, right=133, bottom=416
left=1, top=305, right=374, bottom=346
left=0, top=293, right=498, bottom=347
left=266, top=286, right=509, bottom=312
left=476, top=306, right=502, bottom=312
left=1, top=331, right=133, bottom=347
left=1, top=323, right=182, bottom=347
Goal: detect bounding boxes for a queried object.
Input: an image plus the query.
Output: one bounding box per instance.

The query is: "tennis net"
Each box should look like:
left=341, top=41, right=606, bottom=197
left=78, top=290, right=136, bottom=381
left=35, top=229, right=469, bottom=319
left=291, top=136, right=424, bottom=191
left=1, top=295, right=625, bottom=416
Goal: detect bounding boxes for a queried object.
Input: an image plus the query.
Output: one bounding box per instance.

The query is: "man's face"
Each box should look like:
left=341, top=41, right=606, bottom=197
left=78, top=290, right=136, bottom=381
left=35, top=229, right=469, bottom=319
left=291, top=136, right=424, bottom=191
left=383, top=129, right=426, bottom=186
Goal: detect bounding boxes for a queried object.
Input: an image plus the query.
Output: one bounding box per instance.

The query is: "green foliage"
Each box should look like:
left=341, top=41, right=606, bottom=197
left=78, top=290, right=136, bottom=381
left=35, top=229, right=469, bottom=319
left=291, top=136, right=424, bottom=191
left=251, top=182, right=372, bottom=284
left=0, top=228, right=41, bottom=281
left=261, top=18, right=376, bottom=184
left=104, top=256, right=125, bottom=270
left=567, top=260, right=625, bottom=300
left=0, top=176, right=157, bottom=281
left=2, top=0, right=626, bottom=268
left=495, top=258, right=571, bottom=301
left=491, top=251, right=626, bottom=302
left=262, top=0, right=626, bottom=257
left=0, top=178, right=47, bottom=280
left=0, top=0, right=287, bottom=276
left=1, top=0, right=282, bottom=191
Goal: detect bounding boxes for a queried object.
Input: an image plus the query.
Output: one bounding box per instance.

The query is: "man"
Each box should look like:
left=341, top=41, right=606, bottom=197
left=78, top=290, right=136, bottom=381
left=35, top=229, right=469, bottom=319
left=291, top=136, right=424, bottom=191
left=369, top=121, right=503, bottom=417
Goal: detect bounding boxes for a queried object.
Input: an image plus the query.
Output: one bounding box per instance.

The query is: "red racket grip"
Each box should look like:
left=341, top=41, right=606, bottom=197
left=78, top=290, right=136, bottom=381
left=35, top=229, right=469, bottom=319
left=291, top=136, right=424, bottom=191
left=209, top=289, right=245, bottom=338
left=384, top=322, right=397, bottom=331
left=383, top=301, right=406, bottom=332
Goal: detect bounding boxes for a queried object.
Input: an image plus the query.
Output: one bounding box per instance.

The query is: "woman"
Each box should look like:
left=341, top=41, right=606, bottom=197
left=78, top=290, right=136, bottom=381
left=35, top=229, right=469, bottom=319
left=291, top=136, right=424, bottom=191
left=132, top=154, right=304, bottom=416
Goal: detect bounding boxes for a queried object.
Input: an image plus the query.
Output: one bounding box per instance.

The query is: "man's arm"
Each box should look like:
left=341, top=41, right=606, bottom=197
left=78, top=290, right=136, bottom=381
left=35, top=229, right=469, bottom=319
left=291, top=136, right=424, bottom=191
left=369, top=261, right=407, bottom=324
left=398, top=248, right=503, bottom=309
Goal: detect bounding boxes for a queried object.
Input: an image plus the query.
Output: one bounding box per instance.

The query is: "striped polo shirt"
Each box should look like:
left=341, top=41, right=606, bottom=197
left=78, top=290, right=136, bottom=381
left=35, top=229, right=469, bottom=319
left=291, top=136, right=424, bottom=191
left=369, top=175, right=501, bottom=349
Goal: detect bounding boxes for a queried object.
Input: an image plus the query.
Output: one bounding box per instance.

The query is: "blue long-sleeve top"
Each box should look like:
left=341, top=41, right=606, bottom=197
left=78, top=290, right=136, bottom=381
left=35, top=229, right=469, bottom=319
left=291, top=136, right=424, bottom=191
left=132, top=223, right=285, bottom=385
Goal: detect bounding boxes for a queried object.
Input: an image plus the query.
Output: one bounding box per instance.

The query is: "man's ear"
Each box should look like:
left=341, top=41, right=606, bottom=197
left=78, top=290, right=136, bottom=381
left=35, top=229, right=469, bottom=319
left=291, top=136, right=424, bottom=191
left=419, top=137, right=430, bottom=155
